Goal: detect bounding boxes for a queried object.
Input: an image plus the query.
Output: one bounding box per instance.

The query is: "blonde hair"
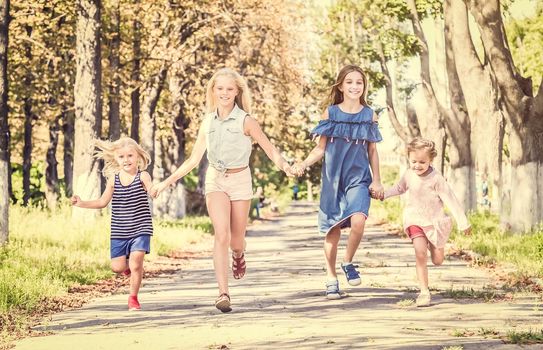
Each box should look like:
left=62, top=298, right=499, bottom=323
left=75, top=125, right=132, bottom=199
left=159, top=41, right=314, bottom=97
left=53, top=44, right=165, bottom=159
left=94, top=137, right=151, bottom=179
left=205, top=68, right=252, bottom=114
left=407, top=137, right=438, bottom=160
left=328, top=64, right=369, bottom=107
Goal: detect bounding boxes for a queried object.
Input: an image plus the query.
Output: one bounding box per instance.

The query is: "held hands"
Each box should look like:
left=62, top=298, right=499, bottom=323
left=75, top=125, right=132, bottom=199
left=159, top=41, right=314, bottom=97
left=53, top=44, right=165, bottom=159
left=369, top=181, right=384, bottom=200
left=149, top=181, right=168, bottom=199
left=282, top=163, right=295, bottom=177
left=290, top=161, right=307, bottom=177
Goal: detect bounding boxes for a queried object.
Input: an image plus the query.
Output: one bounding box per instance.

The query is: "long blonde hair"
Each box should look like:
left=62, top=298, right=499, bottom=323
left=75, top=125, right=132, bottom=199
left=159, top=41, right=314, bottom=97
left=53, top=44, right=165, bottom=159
left=407, top=137, right=438, bottom=160
left=94, top=137, right=151, bottom=179
left=328, top=64, right=369, bottom=107
left=205, top=68, right=252, bottom=114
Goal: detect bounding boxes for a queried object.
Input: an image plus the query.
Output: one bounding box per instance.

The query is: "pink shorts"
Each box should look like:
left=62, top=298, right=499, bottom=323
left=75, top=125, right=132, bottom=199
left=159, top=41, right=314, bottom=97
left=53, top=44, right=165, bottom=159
left=205, top=166, right=253, bottom=201
left=406, top=225, right=426, bottom=240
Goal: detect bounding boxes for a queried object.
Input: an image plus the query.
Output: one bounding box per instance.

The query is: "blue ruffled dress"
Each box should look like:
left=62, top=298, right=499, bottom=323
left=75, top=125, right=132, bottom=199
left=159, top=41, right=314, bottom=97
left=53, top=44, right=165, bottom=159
left=311, top=105, right=383, bottom=235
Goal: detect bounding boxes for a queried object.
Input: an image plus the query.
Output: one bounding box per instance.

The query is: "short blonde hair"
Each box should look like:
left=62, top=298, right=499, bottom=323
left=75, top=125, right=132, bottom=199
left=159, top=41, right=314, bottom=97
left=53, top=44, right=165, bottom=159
left=94, top=137, right=151, bottom=179
left=407, top=137, right=437, bottom=160
left=205, top=68, right=252, bottom=114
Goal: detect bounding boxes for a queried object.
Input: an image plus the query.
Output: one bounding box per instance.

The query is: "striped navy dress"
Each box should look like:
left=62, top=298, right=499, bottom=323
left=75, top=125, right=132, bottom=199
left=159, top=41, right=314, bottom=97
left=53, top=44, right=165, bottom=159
left=111, top=171, right=153, bottom=239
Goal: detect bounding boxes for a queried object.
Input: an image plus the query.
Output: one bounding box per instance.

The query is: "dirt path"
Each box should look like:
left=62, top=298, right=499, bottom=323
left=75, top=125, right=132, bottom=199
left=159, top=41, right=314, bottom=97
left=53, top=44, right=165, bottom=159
left=13, top=202, right=542, bottom=350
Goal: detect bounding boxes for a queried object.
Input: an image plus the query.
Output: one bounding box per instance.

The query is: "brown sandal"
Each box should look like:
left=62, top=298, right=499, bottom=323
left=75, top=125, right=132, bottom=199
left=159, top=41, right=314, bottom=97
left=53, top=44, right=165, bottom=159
left=215, top=293, right=232, bottom=313
left=232, top=253, right=246, bottom=279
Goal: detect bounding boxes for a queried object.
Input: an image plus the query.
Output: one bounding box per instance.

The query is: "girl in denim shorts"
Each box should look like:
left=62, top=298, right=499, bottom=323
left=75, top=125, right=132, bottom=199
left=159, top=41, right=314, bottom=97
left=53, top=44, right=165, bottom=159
left=71, top=137, right=153, bottom=311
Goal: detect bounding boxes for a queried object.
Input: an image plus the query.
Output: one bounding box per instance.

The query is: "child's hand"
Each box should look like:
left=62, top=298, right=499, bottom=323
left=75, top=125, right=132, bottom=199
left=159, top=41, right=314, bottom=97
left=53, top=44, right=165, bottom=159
left=70, top=195, right=81, bottom=206
left=369, top=181, right=384, bottom=200
left=282, top=163, right=295, bottom=177
left=150, top=182, right=167, bottom=199
left=291, top=162, right=306, bottom=177
left=463, top=227, right=472, bottom=236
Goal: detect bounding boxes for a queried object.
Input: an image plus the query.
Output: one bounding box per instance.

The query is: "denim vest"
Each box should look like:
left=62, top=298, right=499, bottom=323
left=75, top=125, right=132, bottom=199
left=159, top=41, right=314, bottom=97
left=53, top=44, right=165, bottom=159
left=203, top=104, right=252, bottom=172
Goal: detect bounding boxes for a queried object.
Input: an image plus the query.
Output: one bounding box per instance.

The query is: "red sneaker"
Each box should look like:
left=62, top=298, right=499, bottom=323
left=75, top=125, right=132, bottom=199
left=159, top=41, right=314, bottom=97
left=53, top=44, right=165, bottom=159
left=128, top=295, right=141, bottom=311
left=122, top=268, right=131, bottom=277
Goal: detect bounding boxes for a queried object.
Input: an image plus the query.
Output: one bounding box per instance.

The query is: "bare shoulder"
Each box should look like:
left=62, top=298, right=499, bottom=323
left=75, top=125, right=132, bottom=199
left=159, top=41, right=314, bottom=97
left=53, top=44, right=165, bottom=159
left=245, top=114, right=258, bottom=125
left=243, top=114, right=260, bottom=133
left=106, top=176, right=115, bottom=188
left=140, top=171, right=152, bottom=182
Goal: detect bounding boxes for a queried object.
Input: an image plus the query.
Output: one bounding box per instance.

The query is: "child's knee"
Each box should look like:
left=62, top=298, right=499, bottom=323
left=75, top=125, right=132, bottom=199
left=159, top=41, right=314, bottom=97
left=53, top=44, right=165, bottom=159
left=350, top=215, right=366, bottom=233
left=111, top=264, right=126, bottom=273
left=214, top=231, right=231, bottom=246
left=415, top=250, right=427, bottom=261
left=431, top=256, right=444, bottom=266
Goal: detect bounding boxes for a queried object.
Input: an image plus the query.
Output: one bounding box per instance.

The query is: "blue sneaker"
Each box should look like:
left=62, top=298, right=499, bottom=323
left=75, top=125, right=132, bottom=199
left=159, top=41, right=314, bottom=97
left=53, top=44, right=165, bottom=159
left=326, top=279, right=341, bottom=300
left=341, top=262, right=361, bottom=286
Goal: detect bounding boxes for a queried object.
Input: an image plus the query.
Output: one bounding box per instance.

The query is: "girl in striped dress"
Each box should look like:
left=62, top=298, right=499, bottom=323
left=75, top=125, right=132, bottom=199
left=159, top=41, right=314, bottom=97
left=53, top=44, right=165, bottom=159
left=71, top=137, right=153, bottom=311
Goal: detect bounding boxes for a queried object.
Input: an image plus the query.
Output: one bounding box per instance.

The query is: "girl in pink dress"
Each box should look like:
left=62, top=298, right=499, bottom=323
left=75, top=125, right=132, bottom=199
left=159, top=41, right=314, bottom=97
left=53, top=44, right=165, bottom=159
left=383, top=138, right=471, bottom=307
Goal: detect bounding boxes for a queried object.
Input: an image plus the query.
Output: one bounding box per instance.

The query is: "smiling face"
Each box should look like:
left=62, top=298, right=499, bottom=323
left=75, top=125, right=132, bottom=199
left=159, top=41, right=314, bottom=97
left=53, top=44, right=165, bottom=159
left=408, top=148, right=432, bottom=176
left=114, top=145, right=139, bottom=174
left=339, top=71, right=365, bottom=101
left=213, top=75, right=239, bottom=109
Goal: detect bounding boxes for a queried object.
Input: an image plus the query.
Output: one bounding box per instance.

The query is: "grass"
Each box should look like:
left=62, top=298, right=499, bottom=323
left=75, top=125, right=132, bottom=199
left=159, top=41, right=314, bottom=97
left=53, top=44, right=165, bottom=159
left=396, top=299, right=415, bottom=307
left=0, top=203, right=211, bottom=342
left=505, top=329, right=543, bottom=344
left=440, top=286, right=502, bottom=302
left=450, top=211, right=543, bottom=280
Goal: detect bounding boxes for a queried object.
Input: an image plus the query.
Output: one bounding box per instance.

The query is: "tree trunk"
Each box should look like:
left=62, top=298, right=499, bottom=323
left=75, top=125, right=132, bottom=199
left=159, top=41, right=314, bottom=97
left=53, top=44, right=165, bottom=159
left=140, top=66, right=167, bottom=178
left=376, top=44, right=410, bottom=143
left=197, top=153, right=208, bottom=195
left=107, top=0, right=120, bottom=140
left=150, top=70, right=188, bottom=219
left=62, top=108, right=74, bottom=197
left=467, top=0, right=543, bottom=231
left=73, top=0, right=102, bottom=219
left=443, top=0, right=476, bottom=211
left=406, top=0, right=447, bottom=173
left=0, top=0, right=9, bottom=245
left=152, top=136, right=186, bottom=219
left=130, top=11, right=141, bottom=142
left=448, top=0, right=506, bottom=215
left=45, top=117, right=60, bottom=209
left=22, top=25, right=33, bottom=206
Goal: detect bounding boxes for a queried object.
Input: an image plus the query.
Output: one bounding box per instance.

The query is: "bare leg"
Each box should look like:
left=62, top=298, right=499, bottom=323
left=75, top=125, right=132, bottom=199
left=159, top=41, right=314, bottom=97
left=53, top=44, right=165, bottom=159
left=206, top=192, right=232, bottom=295
left=230, top=199, right=251, bottom=258
left=324, top=226, right=341, bottom=279
left=429, top=243, right=445, bottom=266
left=111, top=256, right=129, bottom=273
left=412, top=236, right=430, bottom=290
left=344, top=214, right=366, bottom=263
left=128, top=251, right=145, bottom=296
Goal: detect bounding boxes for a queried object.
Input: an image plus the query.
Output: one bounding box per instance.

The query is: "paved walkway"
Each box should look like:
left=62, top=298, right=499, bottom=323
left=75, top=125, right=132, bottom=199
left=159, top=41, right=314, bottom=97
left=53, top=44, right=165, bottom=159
left=14, top=202, right=542, bottom=349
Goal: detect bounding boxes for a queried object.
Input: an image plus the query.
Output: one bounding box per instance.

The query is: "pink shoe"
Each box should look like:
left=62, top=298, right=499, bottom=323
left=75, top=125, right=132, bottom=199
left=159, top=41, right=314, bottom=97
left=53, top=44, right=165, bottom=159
left=128, top=295, right=141, bottom=311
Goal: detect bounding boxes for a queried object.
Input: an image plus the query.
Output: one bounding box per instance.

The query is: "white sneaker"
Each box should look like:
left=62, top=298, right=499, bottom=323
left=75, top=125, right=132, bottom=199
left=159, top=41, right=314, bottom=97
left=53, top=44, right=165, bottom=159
left=416, top=292, right=431, bottom=307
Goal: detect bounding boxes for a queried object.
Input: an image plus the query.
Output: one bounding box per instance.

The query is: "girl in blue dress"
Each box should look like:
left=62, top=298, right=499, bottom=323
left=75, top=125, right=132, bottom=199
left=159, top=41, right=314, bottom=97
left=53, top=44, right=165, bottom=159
left=293, top=65, right=384, bottom=299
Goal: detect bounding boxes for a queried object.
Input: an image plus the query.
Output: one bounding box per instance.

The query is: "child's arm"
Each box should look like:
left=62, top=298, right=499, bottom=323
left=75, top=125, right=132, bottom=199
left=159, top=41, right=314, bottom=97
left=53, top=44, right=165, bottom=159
left=383, top=173, right=408, bottom=200
left=139, top=171, right=153, bottom=194
left=368, top=141, right=383, bottom=199
left=292, top=108, right=328, bottom=176
left=151, top=121, right=207, bottom=197
left=435, top=175, right=471, bottom=233
left=71, top=177, right=114, bottom=209
left=245, top=116, right=293, bottom=176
